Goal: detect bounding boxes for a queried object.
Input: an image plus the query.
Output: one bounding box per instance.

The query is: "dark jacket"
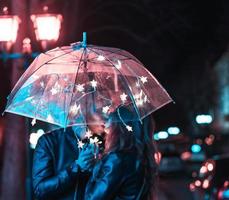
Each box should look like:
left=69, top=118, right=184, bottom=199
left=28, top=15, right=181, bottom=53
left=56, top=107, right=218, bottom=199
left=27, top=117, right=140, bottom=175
left=84, top=150, right=146, bottom=200
left=32, top=128, right=89, bottom=200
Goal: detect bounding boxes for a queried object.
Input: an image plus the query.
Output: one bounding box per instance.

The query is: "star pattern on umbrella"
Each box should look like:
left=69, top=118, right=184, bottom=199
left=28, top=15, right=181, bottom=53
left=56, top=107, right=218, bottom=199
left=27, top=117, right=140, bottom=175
left=102, top=106, right=110, bottom=114
left=126, top=125, right=133, bottom=132
left=134, top=90, right=148, bottom=106
left=85, top=129, right=92, bottom=138
left=47, top=114, right=54, bottom=123
left=76, top=84, right=84, bottom=92
left=77, top=140, right=85, bottom=149
left=40, top=81, right=45, bottom=88
left=120, top=93, right=128, bottom=103
left=97, top=55, right=105, bottom=61
left=31, top=118, right=36, bottom=126
left=69, top=104, right=80, bottom=115
left=50, top=87, right=58, bottom=95
left=50, top=83, right=62, bottom=95
left=90, top=80, right=97, bottom=88
left=90, top=137, right=99, bottom=144
left=136, top=81, right=140, bottom=87
left=140, top=76, right=147, bottom=84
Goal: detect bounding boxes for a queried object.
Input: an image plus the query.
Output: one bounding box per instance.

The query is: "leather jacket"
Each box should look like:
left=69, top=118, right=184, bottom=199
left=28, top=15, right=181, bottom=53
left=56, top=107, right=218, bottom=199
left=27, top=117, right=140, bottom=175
left=84, top=150, right=147, bottom=200
left=32, top=128, right=89, bottom=200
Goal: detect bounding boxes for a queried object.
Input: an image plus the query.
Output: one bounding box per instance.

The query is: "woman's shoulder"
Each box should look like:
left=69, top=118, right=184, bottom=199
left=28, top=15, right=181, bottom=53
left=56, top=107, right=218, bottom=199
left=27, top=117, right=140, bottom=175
left=103, top=149, right=138, bottom=165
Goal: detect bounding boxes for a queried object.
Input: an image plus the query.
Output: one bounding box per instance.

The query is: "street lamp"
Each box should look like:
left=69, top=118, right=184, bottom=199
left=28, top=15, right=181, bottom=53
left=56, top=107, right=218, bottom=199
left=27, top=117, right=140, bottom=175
left=30, top=6, right=63, bottom=50
left=0, top=6, right=63, bottom=57
left=0, top=7, right=21, bottom=51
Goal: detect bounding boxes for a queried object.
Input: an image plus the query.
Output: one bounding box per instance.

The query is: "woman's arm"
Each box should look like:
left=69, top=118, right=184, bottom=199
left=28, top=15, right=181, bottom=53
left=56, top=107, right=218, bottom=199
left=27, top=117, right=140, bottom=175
left=84, top=152, right=123, bottom=200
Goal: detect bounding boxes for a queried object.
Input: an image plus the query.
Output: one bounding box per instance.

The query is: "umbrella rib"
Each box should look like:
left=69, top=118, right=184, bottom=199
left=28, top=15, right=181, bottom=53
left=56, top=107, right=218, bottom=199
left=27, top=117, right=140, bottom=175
left=88, top=45, right=143, bottom=65
left=64, top=48, right=86, bottom=128
left=88, top=47, right=142, bottom=123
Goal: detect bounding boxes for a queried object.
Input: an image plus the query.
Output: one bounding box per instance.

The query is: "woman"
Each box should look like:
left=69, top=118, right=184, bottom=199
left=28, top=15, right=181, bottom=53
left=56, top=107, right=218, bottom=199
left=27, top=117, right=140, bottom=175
left=84, top=106, right=158, bottom=200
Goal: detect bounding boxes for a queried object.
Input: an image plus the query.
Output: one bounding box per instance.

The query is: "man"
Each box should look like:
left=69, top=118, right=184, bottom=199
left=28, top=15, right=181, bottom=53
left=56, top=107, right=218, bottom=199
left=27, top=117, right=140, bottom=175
left=32, top=114, right=106, bottom=200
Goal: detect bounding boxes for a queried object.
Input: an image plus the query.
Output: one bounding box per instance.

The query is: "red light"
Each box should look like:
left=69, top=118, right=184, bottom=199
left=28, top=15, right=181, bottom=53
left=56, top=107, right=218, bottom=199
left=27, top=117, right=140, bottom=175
left=189, top=183, right=195, bottom=191
left=0, top=15, right=20, bottom=42
left=154, top=152, right=162, bottom=164
left=195, top=180, right=201, bottom=187
left=224, top=181, right=229, bottom=187
left=207, top=163, right=214, bottom=171
left=31, top=14, right=62, bottom=41
left=202, top=179, right=210, bottom=189
left=200, top=166, right=208, bottom=174
left=181, top=151, right=192, bottom=160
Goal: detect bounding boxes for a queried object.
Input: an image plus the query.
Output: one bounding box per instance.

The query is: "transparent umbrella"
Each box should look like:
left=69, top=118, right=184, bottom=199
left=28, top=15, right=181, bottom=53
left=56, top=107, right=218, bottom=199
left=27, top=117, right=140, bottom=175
left=4, top=33, right=173, bottom=130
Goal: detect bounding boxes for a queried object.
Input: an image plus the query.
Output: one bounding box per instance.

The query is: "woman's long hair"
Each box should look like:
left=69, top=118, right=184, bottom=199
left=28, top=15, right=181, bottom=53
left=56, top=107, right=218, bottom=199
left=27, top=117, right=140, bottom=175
left=104, top=107, right=159, bottom=199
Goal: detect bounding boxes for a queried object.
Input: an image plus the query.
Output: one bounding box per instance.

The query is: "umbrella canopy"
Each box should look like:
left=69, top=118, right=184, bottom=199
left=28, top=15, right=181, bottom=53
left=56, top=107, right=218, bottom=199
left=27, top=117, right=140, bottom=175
left=4, top=33, right=173, bottom=129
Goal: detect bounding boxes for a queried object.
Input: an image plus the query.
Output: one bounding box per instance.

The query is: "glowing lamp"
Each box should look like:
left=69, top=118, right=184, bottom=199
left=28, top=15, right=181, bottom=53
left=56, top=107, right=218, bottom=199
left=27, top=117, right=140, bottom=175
left=195, top=114, right=213, bottom=124
left=200, top=166, right=208, bottom=174
left=202, top=179, right=210, bottom=189
left=191, top=144, right=202, bottom=153
left=158, top=131, right=169, bottom=139
left=167, top=127, right=180, bottom=135
left=195, top=180, right=201, bottom=187
left=0, top=15, right=20, bottom=42
left=31, top=14, right=62, bottom=41
left=206, top=162, right=214, bottom=171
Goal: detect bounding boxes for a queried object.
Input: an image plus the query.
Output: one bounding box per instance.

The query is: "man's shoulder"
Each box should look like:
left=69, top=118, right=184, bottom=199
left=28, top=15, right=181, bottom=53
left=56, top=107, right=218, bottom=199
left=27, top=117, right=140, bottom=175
left=38, top=128, right=69, bottom=145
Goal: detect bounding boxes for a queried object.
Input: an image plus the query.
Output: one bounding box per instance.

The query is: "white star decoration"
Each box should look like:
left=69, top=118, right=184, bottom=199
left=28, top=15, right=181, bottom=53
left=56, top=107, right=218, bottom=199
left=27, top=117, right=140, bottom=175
left=120, top=93, right=128, bottom=103
left=50, top=83, right=61, bottom=95
left=97, top=55, right=105, bottom=61
left=70, top=104, right=80, bottom=115
left=140, top=76, right=147, bottom=84
left=136, top=99, right=143, bottom=106
left=51, top=87, right=58, bottom=95
left=144, top=95, right=148, bottom=103
left=76, top=84, right=84, bottom=92
left=126, top=125, right=133, bottom=132
left=77, top=141, right=85, bottom=149
left=40, top=81, right=45, bottom=88
left=115, top=60, right=122, bottom=69
left=102, top=106, right=110, bottom=114
left=47, top=114, right=54, bottom=123
left=134, top=90, right=148, bottom=106
left=31, top=118, right=36, bottom=126
left=90, top=137, right=99, bottom=144
left=85, top=129, right=92, bottom=138
left=90, top=80, right=97, bottom=88
left=136, top=81, right=140, bottom=87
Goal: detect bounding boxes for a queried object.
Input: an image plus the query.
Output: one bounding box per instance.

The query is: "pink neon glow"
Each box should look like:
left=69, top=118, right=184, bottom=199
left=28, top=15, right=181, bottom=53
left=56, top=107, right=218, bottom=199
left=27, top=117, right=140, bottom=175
left=200, top=166, right=208, bottom=174
left=202, top=179, right=210, bottom=189
left=195, top=180, right=201, bottom=187
left=154, top=152, right=162, bottom=164
left=0, top=16, right=20, bottom=42
left=31, top=14, right=62, bottom=41
left=189, top=183, right=195, bottom=191
left=207, top=163, right=214, bottom=171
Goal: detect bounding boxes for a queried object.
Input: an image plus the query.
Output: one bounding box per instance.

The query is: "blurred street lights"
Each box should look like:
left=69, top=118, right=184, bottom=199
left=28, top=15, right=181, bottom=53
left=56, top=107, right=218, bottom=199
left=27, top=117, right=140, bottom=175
left=0, top=6, right=63, bottom=61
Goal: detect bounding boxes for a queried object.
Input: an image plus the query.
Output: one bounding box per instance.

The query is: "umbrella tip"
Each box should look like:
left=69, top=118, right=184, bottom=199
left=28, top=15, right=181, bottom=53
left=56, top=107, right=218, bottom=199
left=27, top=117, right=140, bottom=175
left=82, top=32, right=87, bottom=48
